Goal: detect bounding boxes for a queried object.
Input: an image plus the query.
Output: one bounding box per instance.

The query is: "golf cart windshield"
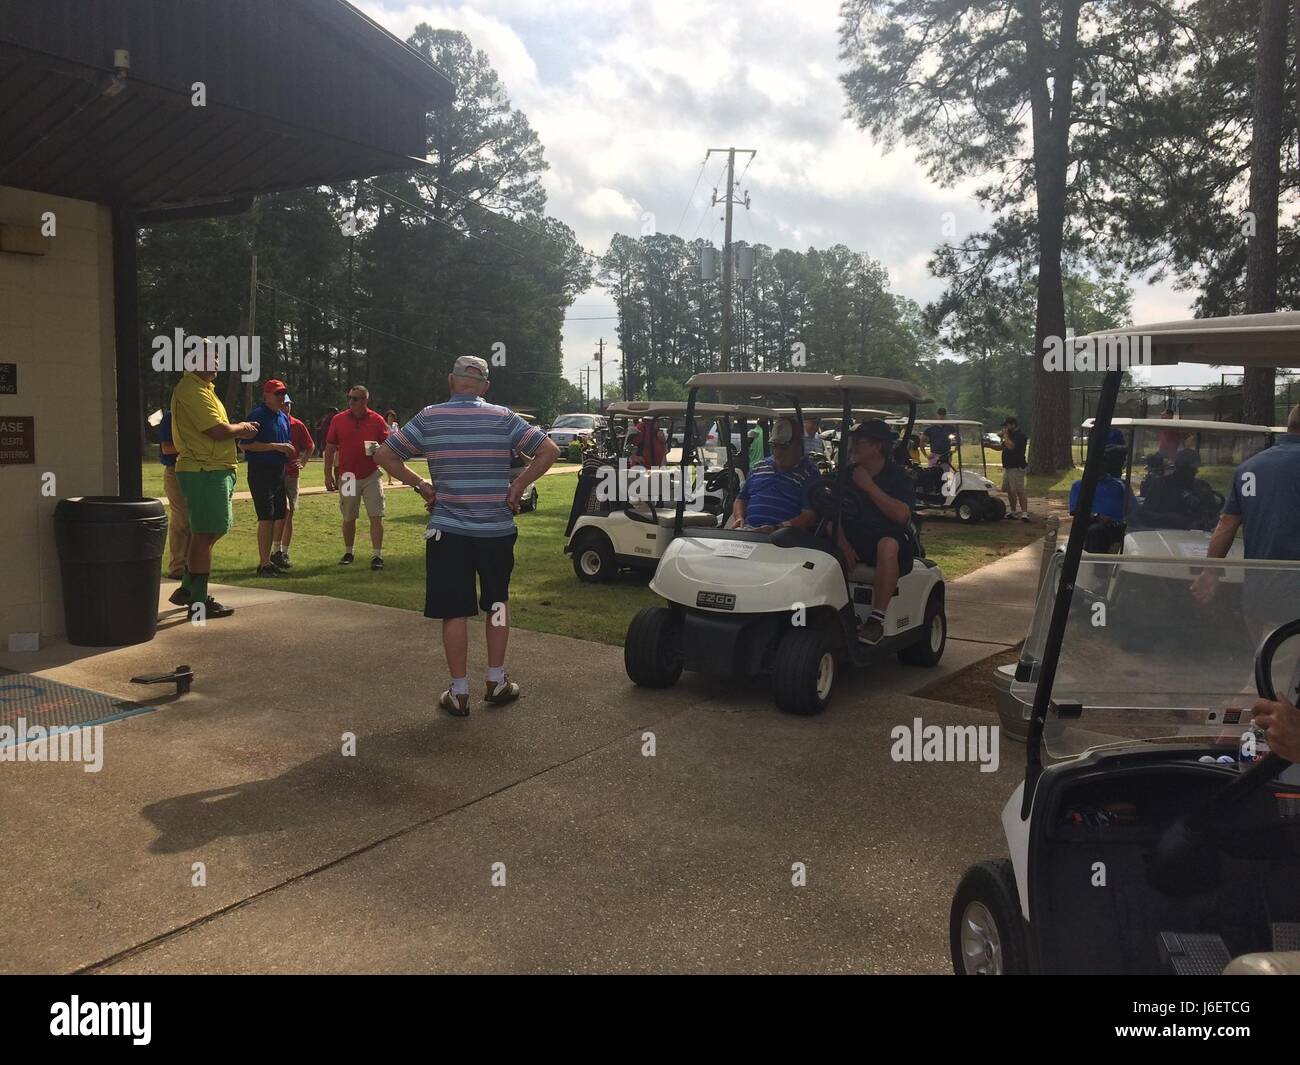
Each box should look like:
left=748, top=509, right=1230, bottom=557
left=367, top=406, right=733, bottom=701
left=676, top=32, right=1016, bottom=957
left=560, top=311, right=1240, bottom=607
left=554, top=415, right=595, bottom=429
left=1013, top=553, right=1300, bottom=760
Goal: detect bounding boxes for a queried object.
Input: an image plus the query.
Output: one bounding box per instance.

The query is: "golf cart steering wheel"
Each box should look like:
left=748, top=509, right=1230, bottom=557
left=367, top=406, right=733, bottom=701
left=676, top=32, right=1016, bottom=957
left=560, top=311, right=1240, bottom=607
left=1201, top=618, right=1300, bottom=814
left=1148, top=619, right=1298, bottom=895
left=807, top=476, right=862, bottom=522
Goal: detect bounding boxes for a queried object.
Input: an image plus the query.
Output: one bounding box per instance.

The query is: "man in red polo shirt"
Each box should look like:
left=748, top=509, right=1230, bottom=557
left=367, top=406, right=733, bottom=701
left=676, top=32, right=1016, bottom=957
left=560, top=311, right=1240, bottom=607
left=324, top=384, right=390, bottom=569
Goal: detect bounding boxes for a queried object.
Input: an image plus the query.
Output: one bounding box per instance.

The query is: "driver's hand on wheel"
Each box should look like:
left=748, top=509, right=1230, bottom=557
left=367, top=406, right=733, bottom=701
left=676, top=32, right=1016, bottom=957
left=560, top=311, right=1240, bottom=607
left=1190, top=568, right=1220, bottom=604
left=1251, top=698, right=1300, bottom=763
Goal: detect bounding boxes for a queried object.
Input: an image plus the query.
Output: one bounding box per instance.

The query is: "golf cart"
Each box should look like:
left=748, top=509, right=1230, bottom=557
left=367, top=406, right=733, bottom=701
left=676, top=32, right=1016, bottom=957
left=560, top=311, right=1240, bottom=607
left=1075, top=417, right=1271, bottom=618
left=952, top=312, right=1300, bottom=975
left=901, top=418, right=1005, bottom=523
left=511, top=411, right=540, bottom=513
left=564, top=400, right=771, bottom=582
left=623, top=372, right=947, bottom=716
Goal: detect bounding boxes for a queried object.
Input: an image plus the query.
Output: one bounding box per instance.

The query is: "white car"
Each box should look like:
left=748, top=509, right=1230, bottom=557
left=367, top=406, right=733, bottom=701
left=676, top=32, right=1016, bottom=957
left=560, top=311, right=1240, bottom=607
left=547, top=413, right=608, bottom=449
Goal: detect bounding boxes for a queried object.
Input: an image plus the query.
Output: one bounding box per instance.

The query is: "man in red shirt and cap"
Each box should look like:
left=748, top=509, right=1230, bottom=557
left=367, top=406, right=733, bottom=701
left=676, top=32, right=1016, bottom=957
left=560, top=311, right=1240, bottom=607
left=323, top=383, right=390, bottom=570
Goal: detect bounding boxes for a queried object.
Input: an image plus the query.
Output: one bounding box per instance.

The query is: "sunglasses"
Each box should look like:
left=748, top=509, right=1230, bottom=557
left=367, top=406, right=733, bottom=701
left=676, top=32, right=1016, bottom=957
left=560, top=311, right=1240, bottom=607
left=347, top=395, right=365, bottom=403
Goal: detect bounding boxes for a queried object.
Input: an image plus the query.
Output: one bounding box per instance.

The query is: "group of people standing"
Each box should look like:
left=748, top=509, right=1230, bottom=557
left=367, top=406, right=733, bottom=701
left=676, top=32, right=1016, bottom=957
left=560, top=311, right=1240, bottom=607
left=159, top=346, right=559, bottom=717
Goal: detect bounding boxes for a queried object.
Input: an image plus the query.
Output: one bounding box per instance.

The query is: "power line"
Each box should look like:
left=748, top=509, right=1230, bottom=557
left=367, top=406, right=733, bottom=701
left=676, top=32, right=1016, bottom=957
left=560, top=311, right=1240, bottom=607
left=669, top=157, right=708, bottom=238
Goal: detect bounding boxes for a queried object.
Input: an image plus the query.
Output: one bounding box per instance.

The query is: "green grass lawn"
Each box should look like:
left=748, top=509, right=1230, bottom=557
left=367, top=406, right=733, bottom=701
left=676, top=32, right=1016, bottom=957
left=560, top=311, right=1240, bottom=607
left=205, top=472, right=1049, bottom=646
left=143, top=455, right=332, bottom=498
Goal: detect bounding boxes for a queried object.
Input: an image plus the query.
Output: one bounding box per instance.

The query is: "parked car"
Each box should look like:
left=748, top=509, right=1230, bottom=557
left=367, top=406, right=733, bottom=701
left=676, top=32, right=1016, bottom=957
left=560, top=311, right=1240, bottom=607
left=547, top=413, right=609, bottom=449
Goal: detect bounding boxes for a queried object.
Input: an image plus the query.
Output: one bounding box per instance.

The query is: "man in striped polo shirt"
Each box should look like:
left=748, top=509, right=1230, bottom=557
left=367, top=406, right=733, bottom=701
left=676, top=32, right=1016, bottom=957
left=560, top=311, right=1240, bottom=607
left=375, top=355, right=560, bottom=715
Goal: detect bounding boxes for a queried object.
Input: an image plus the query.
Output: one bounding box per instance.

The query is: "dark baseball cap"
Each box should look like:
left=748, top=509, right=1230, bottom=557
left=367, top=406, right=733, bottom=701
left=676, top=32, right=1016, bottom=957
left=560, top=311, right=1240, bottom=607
left=851, top=418, right=895, bottom=443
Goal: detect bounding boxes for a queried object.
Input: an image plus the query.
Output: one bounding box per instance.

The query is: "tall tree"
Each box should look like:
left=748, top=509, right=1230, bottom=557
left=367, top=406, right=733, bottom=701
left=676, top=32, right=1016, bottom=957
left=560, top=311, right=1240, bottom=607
left=839, top=1, right=1184, bottom=473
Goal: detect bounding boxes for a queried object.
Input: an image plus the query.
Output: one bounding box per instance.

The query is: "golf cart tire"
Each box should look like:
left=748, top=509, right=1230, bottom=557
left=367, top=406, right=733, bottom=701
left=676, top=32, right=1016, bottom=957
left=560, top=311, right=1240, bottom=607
left=954, top=492, right=982, bottom=523
left=624, top=607, right=684, bottom=688
left=898, top=591, right=946, bottom=667
left=950, top=860, right=1028, bottom=975
left=772, top=627, right=836, bottom=716
left=572, top=531, right=616, bottom=582
left=983, top=496, right=1007, bottom=522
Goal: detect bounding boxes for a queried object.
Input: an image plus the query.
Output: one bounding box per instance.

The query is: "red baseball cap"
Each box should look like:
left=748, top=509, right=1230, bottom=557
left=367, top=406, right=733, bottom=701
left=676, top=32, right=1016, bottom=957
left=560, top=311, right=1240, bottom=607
left=262, top=379, right=287, bottom=394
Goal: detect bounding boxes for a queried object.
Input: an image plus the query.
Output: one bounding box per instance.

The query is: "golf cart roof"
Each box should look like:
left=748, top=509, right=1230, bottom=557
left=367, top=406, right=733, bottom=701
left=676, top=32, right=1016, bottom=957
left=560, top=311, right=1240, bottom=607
left=686, top=372, right=929, bottom=405
left=1079, top=311, right=1300, bottom=367
left=515, top=411, right=537, bottom=423
left=606, top=400, right=774, bottom=419
left=1081, top=417, right=1271, bottom=434
left=897, top=418, right=986, bottom=429
left=774, top=406, right=896, bottom=419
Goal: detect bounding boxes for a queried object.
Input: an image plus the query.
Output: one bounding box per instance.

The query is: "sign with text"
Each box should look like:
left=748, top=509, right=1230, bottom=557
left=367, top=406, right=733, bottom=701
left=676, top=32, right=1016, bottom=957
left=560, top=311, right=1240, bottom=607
left=0, top=363, right=14, bottom=394
left=0, top=416, right=34, bottom=464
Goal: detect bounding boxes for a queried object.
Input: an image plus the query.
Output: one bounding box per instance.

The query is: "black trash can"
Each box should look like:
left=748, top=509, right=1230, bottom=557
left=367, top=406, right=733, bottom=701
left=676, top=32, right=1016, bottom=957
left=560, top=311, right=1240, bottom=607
left=54, top=497, right=168, bottom=647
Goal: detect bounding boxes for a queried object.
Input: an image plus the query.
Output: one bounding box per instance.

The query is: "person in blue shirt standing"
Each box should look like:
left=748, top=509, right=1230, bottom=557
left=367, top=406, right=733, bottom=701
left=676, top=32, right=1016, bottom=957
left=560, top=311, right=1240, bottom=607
left=158, top=408, right=191, bottom=593
left=239, top=379, right=296, bottom=577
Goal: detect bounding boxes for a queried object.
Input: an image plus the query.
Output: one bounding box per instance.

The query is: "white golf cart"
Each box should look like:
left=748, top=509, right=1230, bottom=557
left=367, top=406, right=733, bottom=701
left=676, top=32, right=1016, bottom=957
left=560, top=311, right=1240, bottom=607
left=623, top=372, right=947, bottom=716
left=901, top=418, right=1005, bottom=523
left=952, top=312, right=1300, bottom=975
left=564, top=400, right=772, bottom=582
left=511, top=411, right=540, bottom=513
left=1075, top=417, right=1271, bottom=616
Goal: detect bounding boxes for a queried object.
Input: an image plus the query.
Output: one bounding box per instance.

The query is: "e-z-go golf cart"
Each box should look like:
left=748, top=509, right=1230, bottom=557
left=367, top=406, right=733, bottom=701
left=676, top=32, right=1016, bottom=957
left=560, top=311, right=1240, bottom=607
left=952, top=313, right=1300, bottom=975
left=564, top=400, right=773, bottom=583
left=897, top=418, right=1005, bottom=523
left=623, top=372, right=946, bottom=716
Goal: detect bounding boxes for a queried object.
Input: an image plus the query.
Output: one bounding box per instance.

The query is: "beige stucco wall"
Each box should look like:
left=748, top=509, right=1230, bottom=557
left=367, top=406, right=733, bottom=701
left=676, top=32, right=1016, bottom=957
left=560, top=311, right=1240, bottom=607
left=0, top=186, right=117, bottom=643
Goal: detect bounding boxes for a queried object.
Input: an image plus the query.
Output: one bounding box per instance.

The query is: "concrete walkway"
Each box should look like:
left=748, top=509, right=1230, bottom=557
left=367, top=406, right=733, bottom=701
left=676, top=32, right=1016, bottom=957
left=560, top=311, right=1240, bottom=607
left=0, top=538, right=1049, bottom=974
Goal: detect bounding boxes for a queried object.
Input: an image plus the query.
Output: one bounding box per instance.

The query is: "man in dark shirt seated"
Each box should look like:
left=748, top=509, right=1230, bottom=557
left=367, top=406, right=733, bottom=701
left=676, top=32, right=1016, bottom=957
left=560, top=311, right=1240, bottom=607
left=835, top=419, right=916, bottom=645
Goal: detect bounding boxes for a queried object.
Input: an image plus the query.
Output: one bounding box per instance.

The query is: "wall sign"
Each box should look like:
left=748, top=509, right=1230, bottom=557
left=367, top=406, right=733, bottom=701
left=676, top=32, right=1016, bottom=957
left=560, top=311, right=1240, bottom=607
left=0, top=364, right=14, bottom=395
left=0, top=417, right=34, bottom=464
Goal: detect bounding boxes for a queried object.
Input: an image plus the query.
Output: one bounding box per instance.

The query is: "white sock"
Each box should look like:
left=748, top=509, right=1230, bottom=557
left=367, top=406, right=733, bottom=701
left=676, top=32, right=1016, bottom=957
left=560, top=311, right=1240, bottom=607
left=344, top=542, right=354, bottom=553
left=272, top=541, right=281, bottom=553
left=487, top=666, right=506, bottom=684
left=374, top=549, right=383, bottom=559
left=450, top=677, right=469, bottom=696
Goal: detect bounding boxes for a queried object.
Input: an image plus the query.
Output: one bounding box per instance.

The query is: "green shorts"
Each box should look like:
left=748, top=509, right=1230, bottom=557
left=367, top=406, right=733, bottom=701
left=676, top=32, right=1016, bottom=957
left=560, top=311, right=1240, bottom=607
left=177, top=469, right=236, bottom=535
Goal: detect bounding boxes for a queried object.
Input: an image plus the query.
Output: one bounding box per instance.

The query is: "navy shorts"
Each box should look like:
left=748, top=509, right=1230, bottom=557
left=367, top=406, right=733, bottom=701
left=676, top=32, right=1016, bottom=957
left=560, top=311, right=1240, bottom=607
left=425, top=530, right=517, bottom=619
left=247, top=461, right=286, bottom=522
left=846, top=523, right=915, bottom=576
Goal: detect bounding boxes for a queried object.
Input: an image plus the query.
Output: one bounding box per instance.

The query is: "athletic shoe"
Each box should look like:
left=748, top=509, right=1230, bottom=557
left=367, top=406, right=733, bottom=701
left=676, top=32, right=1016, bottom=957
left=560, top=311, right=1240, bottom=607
left=1020, top=513, right=1030, bottom=522
left=440, top=690, right=470, bottom=717
left=271, top=550, right=292, bottom=570
left=371, top=556, right=384, bottom=571
left=1003, top=510, right=1016, bottom=520
left=167, top=586, right=191, bottom=607
left=190, top=597, right=234, bottom=621
left=255, top=564, right=281, bottom=578
left=339, top=551, right=354, bottom=565
left=857, top=615, right=885, bottom=645
left=484, top=677, right=521, bottom=704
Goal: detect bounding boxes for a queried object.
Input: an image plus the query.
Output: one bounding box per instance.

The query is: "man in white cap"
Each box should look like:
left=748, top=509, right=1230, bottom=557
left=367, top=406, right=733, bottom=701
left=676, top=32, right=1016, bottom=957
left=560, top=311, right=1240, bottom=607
left=729, top=416, right=819, bottom=531
left=373, top=356, right=561, bottom=715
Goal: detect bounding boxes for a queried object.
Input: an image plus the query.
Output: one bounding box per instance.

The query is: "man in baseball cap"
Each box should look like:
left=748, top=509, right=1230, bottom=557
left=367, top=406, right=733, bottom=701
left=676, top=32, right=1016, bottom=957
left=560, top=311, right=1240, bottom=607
left=372, top=354, right=561, bottom=716
left=729, top=416, right=820, bottom=532
left=838, top=419, right=915, bottom=645
left=239, top=378, right=297, bottom=577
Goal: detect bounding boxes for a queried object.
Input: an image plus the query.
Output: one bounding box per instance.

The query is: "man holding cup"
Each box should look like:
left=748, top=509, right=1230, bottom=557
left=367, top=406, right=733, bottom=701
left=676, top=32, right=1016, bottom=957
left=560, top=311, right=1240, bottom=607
left=323, top=384, right=390, bottom=570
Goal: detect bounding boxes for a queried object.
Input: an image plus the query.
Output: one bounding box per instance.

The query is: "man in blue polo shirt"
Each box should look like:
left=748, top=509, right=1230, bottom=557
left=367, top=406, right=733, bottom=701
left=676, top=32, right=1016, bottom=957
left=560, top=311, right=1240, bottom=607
left=730, top=417, right=820, bottom=531
left=239, top=379, right=296, bottom=578
left=923, top=407, right=960, bottom=465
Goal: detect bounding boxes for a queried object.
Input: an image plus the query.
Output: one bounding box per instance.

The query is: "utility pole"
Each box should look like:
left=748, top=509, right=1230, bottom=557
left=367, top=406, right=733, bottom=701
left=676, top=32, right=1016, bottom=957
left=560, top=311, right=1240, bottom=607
left=594, top=338, right=605, bottom=411
left=579, top=366, right=590, bottom=412
left=706, top=147, right=754, bottom=372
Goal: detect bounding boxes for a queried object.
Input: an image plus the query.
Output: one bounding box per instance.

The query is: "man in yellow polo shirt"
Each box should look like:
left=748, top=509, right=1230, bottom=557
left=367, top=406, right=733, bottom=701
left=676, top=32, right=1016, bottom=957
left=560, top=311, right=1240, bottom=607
left=170, top=345, right=259, bottom=620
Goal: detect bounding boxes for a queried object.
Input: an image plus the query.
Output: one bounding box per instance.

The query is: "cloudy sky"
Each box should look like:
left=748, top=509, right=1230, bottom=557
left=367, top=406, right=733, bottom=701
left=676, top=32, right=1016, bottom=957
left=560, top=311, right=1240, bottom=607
left=363, top=0, right=1215, bottom=390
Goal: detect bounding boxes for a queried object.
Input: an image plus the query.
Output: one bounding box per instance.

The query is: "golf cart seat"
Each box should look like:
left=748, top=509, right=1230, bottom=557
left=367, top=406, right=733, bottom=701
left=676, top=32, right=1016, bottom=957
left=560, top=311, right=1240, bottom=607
left=629, top=504, right=717, bottom=527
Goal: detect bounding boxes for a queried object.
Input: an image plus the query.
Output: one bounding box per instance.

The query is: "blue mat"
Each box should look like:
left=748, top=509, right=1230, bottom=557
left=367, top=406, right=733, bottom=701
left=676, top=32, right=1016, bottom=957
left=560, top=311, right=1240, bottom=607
left=0, top=674, right=158, bottom=748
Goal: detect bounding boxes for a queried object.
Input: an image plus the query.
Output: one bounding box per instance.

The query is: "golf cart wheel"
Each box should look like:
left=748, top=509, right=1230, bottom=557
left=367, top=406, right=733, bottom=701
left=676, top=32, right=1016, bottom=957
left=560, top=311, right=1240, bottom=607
left=982, top=496, right=1007, bottom=522
left=624, top=607, right=684, bottom=688
left=950, top=860, right=1027, bottom=975
left=772, top=628, right=836, bottom=716
left=571, top=532, right=616, bottom=582
left=954, top=492, right=981, bottom=523
left=898, top=591, right=946, bottom=667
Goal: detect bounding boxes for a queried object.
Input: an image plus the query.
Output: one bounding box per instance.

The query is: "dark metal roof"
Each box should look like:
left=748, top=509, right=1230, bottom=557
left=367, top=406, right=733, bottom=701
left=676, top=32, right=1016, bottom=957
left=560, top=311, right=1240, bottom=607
left=0, top=0, right=455, bottom=209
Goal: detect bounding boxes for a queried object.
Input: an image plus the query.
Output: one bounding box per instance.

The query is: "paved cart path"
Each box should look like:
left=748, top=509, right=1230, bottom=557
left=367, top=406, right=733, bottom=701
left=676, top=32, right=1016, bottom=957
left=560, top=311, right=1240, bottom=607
left=0, top=539, right=1047, bottom=974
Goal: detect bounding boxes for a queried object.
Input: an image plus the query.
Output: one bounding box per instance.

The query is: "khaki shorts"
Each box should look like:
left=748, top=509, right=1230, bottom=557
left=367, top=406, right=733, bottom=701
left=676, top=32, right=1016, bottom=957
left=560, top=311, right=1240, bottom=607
left=284, top=475, right=300, bottom=513
left=339, top=470, right=385, bottom=521
left=1002, top=468, right=1027, bottom=494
